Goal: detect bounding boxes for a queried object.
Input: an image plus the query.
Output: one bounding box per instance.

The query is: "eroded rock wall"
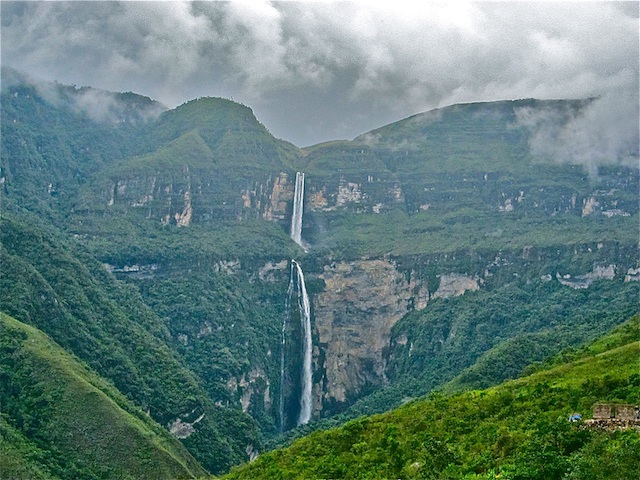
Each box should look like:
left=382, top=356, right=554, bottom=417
left=312, top=259, right=414, bottom=414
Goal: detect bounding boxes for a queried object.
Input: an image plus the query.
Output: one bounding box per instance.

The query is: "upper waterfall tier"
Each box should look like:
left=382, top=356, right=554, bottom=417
left=290, top=172, right=305, bottom=247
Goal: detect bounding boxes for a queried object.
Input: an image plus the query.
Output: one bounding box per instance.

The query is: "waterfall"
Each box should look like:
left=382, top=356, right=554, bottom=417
left=293, top=260, right=313, bottom=426
left=279, top=171, right=313, bottom=429
left=278, top=263, right=295, bottom=433
left=279, top=260, right=313, bottom=429
left=290, top=172, right=305, bottom=247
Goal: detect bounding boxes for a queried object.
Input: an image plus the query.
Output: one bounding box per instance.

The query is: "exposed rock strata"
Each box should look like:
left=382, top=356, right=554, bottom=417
left=432, top=274, right=481, bottom=299
left=313, top=259, right=415, bottom=411
left=556, top=264, right=616, bottom=289
left=262, top=172, right=293, bottom=221
left=227, top=368, right=271, bottom=414
left=168, top=412, right=206, bottom=439
left=311, top=261, right=488, bottom=414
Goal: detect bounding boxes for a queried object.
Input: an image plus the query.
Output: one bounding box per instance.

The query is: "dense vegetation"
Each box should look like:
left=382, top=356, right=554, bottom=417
left=0, top=312, right=205, bottom=479
left=1, top=70, right=637, bottom=478
left=0, top=215, right=260, bottom=474
left=0, top=67, right=160, bottom=221
left=226, top=317, right=640, bottom=480
left=264, top=277, right=638, bottom=448
left=300, top=99, right=638, bottom=259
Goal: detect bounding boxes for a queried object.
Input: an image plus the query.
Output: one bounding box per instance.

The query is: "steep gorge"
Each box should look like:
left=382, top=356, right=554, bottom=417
left=71, top=104, right=639, bottom=429
left=1, top=76, right=638, bottom=475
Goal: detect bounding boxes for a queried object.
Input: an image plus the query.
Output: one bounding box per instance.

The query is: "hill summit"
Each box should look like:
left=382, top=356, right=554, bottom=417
left=1, top=70, right=637, bottom=477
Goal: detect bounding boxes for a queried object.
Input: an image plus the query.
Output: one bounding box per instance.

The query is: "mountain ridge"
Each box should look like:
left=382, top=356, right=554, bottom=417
left=1, top=70, right=637, bottom=477
left=0, top=311, right=206, bottom=479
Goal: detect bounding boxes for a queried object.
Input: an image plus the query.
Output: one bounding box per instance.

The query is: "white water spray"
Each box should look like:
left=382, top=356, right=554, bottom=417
left=290, top=172, right=305, bottom=247
left=293, top=260, right=313, bottom=426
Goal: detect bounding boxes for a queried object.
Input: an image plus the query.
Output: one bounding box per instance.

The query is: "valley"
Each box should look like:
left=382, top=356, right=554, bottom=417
left=0, top=69, right=638, bottom=478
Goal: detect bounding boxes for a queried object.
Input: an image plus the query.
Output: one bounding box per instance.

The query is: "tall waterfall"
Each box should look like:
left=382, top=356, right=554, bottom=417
left=290, top=172, right=305, bottom=247
left=279, top=171, right=313, bottom=429
left=293, top=260, right=313, bottom=426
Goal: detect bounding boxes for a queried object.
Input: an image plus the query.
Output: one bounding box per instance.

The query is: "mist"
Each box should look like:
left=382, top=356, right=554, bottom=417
left=515, top=88, right=639, bottom=178
left=2, top=1, right=637, bottom=146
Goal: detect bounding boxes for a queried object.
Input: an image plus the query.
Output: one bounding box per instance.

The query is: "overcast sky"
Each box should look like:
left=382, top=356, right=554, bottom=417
left=2, top=1, right=638, bottom=147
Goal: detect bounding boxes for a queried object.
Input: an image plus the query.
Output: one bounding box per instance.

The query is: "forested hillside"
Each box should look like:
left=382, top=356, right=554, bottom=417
left=0, top=312, right=206, bottom=479
left=226, top=317, right=640, bottom=479
left=0, top=216, right=260, bottom=474
left=1, top=70, right=637, bottom=477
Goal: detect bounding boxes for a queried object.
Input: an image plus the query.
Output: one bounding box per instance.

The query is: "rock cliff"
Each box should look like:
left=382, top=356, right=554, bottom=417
left=313, top=259, right=415, bottom=413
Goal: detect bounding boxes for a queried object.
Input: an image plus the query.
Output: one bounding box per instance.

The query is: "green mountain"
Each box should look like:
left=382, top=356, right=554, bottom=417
left=300, top=99, right=638, bottom=256
left=0, top=312, right=205, bottom=479
left=1, top=70, right=637, bottom=477
left=0, top=66, right=164, bottom=221
left=225, top=316, right=640, bottom=480
left=0, top=215, right=261, bottom=474
left=72, top=96, right=300, bottom=225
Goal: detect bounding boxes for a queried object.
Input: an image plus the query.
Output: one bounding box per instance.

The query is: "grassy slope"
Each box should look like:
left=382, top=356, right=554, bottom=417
left=0, top=416, right=54, bottom=480
left=0, top=214, right=261, bottom=475
left=226, top=317, right=640, bottom=480
left=99, top=96, right=300, bottom=191
left=446, top=310, right=640, bottom=393
left=0, top=312, right=206, bottom=480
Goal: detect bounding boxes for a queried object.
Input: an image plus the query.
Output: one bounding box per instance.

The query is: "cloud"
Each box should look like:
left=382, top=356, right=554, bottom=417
left=2, top=66, right=165, bottom=124
left=1, top=1, right=638, bottom=146
left=514, top=88, right=639, bottom=178
left=70, top=87, right=166, bottom=124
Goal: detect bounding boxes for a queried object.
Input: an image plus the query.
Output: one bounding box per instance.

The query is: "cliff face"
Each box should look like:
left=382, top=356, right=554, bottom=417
left=303, top=242, right=638, bottom=417
left=312, top=259, right=415, bottom=413
left=84, top=160, right=640, bottom=426
left=100, top=171, right=295, bottom=224
left=98, top=167, right=410, bottom=228
left=102, top=159, right=634, bottom=425
left=307, top=267, right=480, bottom=415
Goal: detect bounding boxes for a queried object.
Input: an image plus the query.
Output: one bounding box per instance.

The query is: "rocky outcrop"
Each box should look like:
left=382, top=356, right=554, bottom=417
left=625, top=267, right=640, bottom=282
left=214, top=260, right=241, bottom=275
left=103, top=169, right=297, bottom=225
left=309, top=187, right=329, bottom=209
left=432, top=274, right=481, bottom=299
left=306, top=176, right=404, bottom=214
left=240, top=172, right=306, bottom=222
left=335, top=181, right=363, bottom=207
left=556, top=264, right=616, bottom=289
left=313, top=259, right=415, bottom=412
left=174, top=189, right=193, bottom=226
left=103, top=263, right=158, bottom=279
left=310, top=260, right=488, bottom=415
left=260, top=172, right=293, bottom=221
left=103, top=167, right=412, bottom=228
left=258, top=260, right=288, bottom=282
left=168, top=411, right=206, bottom=439
left=582, top=197, right=599, bottom=216
left=227, top=368, right=271, bottom=414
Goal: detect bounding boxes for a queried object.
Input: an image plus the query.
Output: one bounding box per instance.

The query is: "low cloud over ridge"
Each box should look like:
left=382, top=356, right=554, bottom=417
left=1, top=1, right=638, bottom=147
